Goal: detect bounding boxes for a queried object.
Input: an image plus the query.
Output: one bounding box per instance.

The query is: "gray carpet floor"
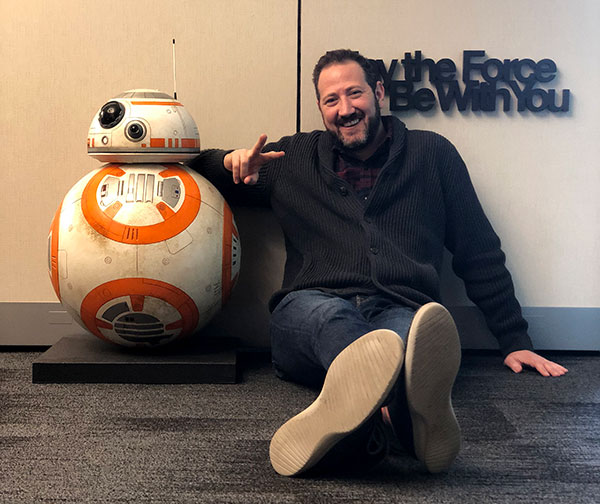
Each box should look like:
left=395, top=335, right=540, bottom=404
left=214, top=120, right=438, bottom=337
left=1, top=350, right=599, bottom=503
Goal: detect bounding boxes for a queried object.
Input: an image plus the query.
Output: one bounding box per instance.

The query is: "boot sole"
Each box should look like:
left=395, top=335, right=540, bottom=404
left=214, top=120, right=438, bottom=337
left=404, top=303, right=461, bottom=473
left=269, top=329, right=404, bottom=476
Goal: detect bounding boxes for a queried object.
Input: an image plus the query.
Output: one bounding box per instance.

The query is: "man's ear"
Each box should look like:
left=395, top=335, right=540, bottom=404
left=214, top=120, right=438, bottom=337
left=375, top=81, right=385, bottom=105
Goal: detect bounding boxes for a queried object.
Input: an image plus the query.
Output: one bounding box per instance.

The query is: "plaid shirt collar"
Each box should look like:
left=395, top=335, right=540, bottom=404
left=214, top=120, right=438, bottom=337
left=333, top=124, right=392, bottom=199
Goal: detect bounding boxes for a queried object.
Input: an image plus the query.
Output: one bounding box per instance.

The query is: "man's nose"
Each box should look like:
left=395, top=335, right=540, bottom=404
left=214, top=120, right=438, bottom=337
left=338, top=96, right=354, bottom=116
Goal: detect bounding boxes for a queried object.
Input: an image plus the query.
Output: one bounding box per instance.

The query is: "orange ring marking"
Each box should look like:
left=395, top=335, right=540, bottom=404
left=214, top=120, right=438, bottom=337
left=95, top=319, right=113, bottom=330
left=131, top=295, right=145, bottom=312
left=166, top=320, right=184, bottom=330
left=156, top=201, right=176, bottom=220
left=81, top=164, right=201, bottom=244
left=80, top=278, right=199, bottom=342
left=105, top=201, right=122, bottom=219
left=48, top=202, right=62, bottom=300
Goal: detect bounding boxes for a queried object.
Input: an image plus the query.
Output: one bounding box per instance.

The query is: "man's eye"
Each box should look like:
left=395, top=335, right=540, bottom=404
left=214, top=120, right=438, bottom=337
left=324, top=98, right=338, bottom=106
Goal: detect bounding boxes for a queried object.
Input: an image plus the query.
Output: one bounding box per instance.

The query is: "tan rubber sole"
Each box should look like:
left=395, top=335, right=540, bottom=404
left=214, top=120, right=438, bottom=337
left=269, top=329, right=405, bottom=476
left=404, top=302, right=461, bottom=473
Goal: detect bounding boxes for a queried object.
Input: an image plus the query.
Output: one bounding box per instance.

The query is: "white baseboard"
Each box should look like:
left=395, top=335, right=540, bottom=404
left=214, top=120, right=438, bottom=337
left=0, top=302, right=598, bottom=351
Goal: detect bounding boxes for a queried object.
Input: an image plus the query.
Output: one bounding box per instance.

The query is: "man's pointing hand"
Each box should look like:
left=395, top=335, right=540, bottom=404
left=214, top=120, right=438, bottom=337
left=224, top=134, right=285, bottom=185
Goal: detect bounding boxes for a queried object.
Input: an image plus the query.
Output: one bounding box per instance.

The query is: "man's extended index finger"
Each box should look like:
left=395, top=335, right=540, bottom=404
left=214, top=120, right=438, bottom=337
left=250, top=134, right=268, bottom=157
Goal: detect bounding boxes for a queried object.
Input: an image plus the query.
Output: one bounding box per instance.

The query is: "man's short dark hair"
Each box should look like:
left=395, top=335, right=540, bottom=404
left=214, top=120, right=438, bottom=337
left=312, top=49, right=381, bottom=101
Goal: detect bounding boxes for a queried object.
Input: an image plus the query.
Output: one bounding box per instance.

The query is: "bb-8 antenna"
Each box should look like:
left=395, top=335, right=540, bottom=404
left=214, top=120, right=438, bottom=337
left=172, top=38, right=177, bottom=100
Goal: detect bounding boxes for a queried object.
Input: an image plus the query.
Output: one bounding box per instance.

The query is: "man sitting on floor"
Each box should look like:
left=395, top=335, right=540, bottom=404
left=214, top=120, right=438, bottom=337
left=188, top=48, right=567, bottom=477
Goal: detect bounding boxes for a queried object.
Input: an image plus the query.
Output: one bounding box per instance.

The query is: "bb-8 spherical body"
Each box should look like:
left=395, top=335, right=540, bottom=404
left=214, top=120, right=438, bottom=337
left=48, top=90, right=240, bottom=347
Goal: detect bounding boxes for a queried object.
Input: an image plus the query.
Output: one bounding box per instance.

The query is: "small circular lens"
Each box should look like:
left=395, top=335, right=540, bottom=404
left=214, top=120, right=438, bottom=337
left=125, top=121, right=146, bottom=141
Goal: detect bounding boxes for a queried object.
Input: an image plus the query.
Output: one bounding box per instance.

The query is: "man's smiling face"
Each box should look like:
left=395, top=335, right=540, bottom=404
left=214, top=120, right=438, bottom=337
left=317, top=60, right=385, bottom=155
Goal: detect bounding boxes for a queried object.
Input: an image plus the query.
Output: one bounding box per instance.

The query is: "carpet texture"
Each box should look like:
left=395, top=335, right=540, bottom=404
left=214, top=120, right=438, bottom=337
left=1, top=350, right=598, bottom=503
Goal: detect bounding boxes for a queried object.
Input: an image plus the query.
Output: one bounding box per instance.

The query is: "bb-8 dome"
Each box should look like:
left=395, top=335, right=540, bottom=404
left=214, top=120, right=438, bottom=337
left=48, top=90, right=240, bottom=347
left=87, top=89, right=200, bottom=163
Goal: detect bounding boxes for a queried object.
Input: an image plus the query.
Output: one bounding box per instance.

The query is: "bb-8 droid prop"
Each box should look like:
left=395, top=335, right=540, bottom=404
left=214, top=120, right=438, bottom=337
left=48, top=90, right=240, bottom=347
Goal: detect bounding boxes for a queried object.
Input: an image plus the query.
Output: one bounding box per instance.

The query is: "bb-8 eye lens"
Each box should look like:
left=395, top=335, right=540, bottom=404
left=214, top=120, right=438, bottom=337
left=126, top=122, right=146, bottom=141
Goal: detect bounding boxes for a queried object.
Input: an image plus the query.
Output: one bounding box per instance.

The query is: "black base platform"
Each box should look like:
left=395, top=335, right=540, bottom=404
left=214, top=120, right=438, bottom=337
left=32, top=334, right=238, bottom=384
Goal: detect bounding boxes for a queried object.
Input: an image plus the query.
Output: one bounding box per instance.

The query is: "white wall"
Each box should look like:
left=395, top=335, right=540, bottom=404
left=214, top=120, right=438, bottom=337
left=301, top=0, right=600, bottom=309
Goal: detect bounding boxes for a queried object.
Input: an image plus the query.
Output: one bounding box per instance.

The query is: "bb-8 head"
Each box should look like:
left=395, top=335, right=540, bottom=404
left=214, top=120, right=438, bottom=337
left=88, top=89, right=200, bottom=164
left=48, top=90, right=240, bottom=348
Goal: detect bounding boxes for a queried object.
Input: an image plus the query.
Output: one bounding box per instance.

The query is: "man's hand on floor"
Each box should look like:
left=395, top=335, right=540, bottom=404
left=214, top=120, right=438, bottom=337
left=504, top=350, right=568, bottom=377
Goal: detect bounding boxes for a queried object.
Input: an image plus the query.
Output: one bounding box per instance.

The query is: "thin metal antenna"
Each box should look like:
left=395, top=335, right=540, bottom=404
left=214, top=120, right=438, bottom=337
left=172, top=38, right=177, bottom=100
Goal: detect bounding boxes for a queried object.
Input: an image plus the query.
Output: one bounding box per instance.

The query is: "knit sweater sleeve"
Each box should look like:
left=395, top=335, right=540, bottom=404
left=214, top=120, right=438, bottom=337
left=439, top=138, right=533, bottom=357
left=186, top=139, right=288, bottom=206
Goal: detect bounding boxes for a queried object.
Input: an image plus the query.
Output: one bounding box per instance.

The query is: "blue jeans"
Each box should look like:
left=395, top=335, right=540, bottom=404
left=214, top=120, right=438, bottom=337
left=270, top=290, right=416, bottom=388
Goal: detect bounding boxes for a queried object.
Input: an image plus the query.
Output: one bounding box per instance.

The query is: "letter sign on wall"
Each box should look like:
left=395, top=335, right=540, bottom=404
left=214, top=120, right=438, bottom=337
left=375, top=50, right=570, bottom=113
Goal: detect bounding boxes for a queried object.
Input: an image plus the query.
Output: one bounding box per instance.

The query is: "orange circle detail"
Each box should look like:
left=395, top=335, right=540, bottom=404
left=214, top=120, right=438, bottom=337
left=80, top=278, right=199, bottom=341
left=81, top=164, right=201, bottom=244
left=48, top=201, right=63, bottom=301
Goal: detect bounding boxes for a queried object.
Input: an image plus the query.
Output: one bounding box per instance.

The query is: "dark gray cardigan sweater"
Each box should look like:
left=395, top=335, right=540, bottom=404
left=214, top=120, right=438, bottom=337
left=188, top=116, right=533, bottom=357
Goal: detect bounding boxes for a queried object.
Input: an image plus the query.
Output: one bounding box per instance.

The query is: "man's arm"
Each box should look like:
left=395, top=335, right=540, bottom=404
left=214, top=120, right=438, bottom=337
left=187, top=133, right=286, bottom=206
left=437, top=137, right=568, bottom=377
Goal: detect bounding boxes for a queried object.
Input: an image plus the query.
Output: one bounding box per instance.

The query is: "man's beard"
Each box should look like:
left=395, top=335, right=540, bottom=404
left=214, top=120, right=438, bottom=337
left=332, top=101, right=382, bottom=152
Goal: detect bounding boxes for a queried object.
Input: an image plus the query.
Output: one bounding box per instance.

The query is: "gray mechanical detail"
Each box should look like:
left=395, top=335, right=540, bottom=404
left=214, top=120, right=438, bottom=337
left=162, top=178, right=182, bottom=208
left=98, top=173, right=182, bottom=209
